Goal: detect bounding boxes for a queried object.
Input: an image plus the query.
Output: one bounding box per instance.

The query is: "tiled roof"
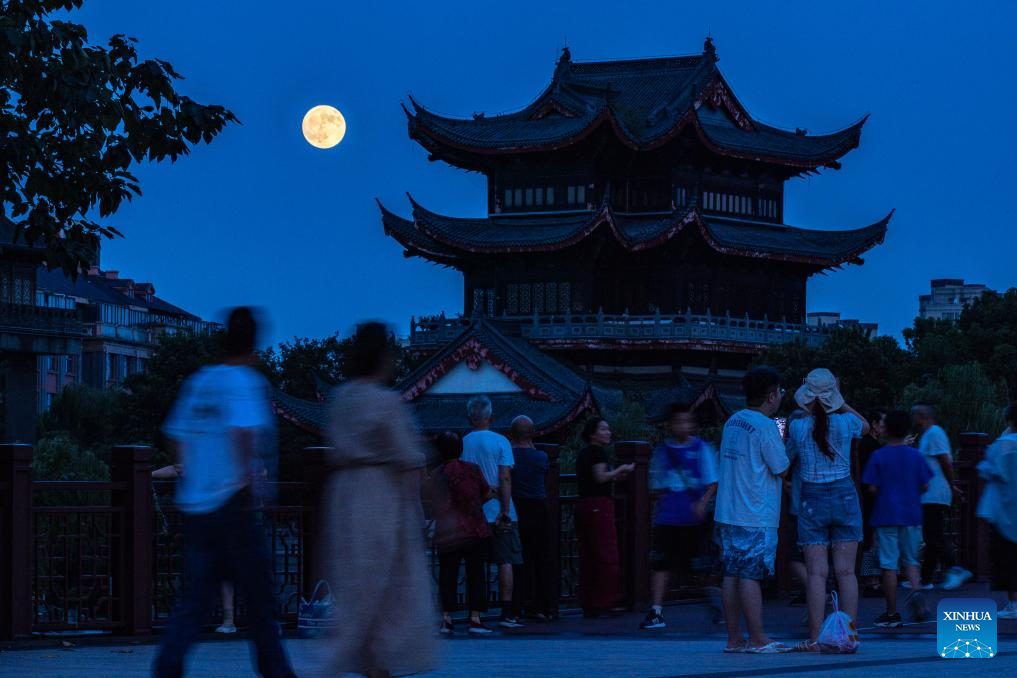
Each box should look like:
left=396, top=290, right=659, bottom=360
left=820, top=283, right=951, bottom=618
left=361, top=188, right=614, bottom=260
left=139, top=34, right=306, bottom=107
left=36, top=267, right=202, bottom=320
left=273, top=319, right=597, bottom=438
left=407, top=43, right=866, bottom=169
left=380, top=197, right=891, bottom=268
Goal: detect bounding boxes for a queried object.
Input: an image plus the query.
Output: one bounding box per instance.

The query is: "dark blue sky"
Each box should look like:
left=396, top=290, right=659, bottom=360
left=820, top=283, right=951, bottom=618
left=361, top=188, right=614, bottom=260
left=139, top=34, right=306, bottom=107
left=73, top=0, right=1016, bottom=346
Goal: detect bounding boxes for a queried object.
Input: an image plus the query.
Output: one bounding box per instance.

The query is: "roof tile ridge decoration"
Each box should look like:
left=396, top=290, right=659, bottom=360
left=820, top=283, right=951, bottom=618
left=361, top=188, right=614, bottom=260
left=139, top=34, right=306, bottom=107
left=378, top=197, right=461, bottom=263
left=534, top=388, right=597, bottom=438
left=694, top=72, right=754, bottom=132
left=696, top=208, right=893, bottom=267
left=401, top=195, right=698, bottom=255
left=400, top=329, right=554, bottom=404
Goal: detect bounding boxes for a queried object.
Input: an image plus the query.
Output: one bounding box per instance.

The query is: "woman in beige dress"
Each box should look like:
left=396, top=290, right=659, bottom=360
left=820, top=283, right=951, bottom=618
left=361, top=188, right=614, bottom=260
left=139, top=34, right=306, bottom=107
left=322, top=322, right=437, bottom=677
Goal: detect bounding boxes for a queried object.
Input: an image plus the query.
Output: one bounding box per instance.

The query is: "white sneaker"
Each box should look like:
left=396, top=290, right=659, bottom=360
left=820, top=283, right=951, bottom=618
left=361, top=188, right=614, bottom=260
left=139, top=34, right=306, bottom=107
left=940, top=567, right=973, bottom=591
left=214, top=624, right=237, bottom=634
left=902, top=580, right=933, bottom=591
left=998, top=602, right=1017, bottom=620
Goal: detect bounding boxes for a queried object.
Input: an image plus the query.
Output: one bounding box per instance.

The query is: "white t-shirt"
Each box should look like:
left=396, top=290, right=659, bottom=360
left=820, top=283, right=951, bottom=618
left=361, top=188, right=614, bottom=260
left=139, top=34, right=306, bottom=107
left=920, top=424, right=952, bottom=506
left=716, top=409, right=789, bottom=528
left=462, top=429, right=517, bottom=522
left=789, top=413, right=864, bottom=483
left=162, top=364, right=273, bottom=514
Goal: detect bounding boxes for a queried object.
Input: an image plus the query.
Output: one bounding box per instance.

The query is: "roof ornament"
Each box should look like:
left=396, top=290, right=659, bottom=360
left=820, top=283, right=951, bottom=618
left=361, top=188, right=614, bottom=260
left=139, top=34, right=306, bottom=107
left=473, top=112, right=486, bottom=120
left=795, top=127, right=808, bottom=136
left=555, top=46, right=572, bottom=77
left=703, top=36, right=718, bottom=62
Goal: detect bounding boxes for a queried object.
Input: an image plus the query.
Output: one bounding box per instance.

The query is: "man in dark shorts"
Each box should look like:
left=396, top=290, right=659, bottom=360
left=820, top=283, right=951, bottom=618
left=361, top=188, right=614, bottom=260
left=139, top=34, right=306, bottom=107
left=640, top=403, right=718, bottom=629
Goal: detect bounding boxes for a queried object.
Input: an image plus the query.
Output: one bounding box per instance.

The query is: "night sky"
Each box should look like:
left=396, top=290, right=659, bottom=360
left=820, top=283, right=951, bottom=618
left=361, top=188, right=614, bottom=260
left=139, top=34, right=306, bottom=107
left=71, top=0, right=1016, bottom=346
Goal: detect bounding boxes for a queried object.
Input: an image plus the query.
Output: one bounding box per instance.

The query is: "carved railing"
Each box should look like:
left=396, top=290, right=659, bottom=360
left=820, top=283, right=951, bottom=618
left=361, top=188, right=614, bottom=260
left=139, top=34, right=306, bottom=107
left=408, top=311, right=832, bottom=351
left=2, top=434, right=992, bottom=639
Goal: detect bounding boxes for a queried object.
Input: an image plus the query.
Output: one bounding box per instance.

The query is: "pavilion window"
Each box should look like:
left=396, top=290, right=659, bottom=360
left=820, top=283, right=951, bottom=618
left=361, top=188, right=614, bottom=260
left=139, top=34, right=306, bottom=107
left=520, top=285, right=531, bottom=313
left=546, top=282, right=557, bottom=312
left=567, top=186, right=575, bottom=204
left=675, top=186, right=687, bottom=207
left=507, top=284, right=519, bottom=314
left=534, top=187, right=543, bottom=206
left=546, top=187, right=554, bottom=205
left=525, top=188, right=534, bottom=206
left=559, top=282, right=571, bottom=312
left=533, top=283, right=545, bottom=313
left=514, top=188, right=523, bottom=206
left=504, top=188, right=513, bottom=208
left=577, top=184, right=586, bottom=205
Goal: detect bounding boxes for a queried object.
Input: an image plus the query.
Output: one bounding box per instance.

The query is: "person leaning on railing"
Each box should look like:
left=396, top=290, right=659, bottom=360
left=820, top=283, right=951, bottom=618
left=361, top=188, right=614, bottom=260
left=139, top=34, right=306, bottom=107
left=574, top=417, right=633, bottom=618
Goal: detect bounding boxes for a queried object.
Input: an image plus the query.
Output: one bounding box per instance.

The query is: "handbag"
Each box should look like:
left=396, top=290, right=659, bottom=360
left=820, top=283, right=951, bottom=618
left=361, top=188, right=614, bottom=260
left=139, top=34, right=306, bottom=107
left=298, top=580, right=337, bottom=637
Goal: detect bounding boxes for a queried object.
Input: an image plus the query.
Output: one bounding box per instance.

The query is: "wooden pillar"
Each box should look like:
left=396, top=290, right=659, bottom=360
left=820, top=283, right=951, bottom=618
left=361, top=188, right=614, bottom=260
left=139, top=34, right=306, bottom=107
left=0, top=443, right=32, bottom=640
left=536, top=443, right=561, bottom=610
left=616, top=441, right=651, bottom=609
left=302, top=447, right=331, bottom=594
left=955, top=433, right=990, bottom=579
left=111, top=445, right=153, bottom=636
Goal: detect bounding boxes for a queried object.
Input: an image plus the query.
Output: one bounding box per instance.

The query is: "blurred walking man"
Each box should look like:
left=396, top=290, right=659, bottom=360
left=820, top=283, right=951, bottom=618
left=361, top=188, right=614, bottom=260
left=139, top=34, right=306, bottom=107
left=154, top=308, right=295, bottom=678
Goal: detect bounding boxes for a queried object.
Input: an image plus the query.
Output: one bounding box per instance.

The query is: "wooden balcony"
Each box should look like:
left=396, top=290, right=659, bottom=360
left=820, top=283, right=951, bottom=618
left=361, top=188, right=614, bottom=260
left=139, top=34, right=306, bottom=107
left=0, top=303, right=84, bottom=354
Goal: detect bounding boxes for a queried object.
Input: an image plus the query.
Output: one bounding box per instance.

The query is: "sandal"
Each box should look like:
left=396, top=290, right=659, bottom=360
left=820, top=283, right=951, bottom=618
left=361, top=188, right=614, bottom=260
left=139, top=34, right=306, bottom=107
left=746, top=641, right=792, bottom=654
left=793, top=640, right=821, bottom=653
left=723, top=641, right=748, bottom=653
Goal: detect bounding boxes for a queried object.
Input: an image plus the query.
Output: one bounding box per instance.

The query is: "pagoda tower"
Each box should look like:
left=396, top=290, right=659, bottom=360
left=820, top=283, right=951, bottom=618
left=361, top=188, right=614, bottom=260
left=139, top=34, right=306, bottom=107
left=279, top=39, right=891, bottom=438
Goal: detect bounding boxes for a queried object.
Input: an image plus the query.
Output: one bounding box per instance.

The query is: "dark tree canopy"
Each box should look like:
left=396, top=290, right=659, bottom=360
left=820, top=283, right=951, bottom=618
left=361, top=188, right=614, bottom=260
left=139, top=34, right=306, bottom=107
left=1, top=0, right=238, bottom=273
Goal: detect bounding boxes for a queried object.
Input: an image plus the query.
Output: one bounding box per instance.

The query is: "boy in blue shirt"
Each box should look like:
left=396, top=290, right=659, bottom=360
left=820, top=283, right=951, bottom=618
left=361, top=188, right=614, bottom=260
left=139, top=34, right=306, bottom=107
left=640, top=402, right=718, bottom=630
left=862, top=410, right=934, bottom=627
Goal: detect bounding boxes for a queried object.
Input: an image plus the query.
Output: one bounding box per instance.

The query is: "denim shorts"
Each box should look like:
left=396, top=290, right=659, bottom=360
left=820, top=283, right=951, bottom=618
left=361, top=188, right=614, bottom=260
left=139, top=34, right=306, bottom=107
left=798, top=477, right=862, bottom=546
left=875, top=525, right=922, bottom=570
left=714, top=522, right=777, bottom=580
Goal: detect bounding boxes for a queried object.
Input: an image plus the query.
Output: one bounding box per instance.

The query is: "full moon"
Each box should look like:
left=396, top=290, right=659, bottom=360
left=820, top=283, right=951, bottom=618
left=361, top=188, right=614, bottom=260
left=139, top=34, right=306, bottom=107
left=301, top=105, right=346, bottom=149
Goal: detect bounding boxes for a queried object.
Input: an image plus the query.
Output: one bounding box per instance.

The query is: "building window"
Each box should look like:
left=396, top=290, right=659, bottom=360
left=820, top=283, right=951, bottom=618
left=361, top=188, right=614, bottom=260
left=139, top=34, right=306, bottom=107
left=514, top=188, right=522, bottom=206
left=559, top=282, right=571, bottom=312
left=533, top=283, right=545, bottom=313
left=759, top=198, right=777, bottom=218
left=567, top=186, right=575, bottom=204
left=504, top=188, right=513, bottom=208
left=546, top=187, right=554, bottom=205
left=675, top=186, right=687, bottom=207
left=524, top=188, right=534, bottom=206
left=534, top=187, right=543, bottom=206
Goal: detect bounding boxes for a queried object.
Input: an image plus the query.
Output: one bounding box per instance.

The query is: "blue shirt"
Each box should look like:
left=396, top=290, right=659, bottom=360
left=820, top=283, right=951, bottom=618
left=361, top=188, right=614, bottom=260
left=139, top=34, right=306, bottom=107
left=650, top=437, right=718, bottom=526
left=511, top=446, right=548, bottom=500
left=862, top=445, right=934, bottom=527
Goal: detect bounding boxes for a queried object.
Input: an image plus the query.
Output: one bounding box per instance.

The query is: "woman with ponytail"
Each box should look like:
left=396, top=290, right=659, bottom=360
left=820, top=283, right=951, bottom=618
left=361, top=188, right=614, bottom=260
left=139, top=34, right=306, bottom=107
left=787, top=368, right=869, bottom=652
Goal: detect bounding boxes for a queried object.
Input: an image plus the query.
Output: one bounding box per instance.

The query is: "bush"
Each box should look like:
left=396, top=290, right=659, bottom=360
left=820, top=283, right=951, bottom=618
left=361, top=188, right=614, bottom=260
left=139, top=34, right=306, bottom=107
left=32, top=433, right=109, bottom=481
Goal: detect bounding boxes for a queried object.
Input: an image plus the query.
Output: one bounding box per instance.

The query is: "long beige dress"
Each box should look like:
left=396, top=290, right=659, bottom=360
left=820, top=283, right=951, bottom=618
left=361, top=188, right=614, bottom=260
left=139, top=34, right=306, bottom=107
left=322, top=380, right=437, bottom=675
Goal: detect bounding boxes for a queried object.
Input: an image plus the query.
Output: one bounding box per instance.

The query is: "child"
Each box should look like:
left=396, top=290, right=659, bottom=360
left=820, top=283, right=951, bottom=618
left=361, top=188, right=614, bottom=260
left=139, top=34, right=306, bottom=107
left=862, top=410, right=933, bottom=627
left=640, top=402, right=718, bottom=630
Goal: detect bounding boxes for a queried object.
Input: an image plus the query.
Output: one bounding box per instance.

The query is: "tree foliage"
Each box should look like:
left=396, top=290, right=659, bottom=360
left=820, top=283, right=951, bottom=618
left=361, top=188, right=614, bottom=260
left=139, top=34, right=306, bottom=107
left=1, top=0, right=238, bottom=273
left=756, top=326, right=912, bottom=414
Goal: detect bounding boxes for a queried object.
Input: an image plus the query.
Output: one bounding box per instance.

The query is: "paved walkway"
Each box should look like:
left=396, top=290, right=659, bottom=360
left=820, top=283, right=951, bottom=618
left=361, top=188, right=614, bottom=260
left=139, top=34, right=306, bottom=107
left=0, top=636, right=1011, bottom=677
left=2, top=584, right=1014, bottom=677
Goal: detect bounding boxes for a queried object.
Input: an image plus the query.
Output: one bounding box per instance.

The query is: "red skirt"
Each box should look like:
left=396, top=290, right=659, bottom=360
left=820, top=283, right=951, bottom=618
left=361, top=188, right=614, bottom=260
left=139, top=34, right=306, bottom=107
left=574, top=496, right=621, bottom=611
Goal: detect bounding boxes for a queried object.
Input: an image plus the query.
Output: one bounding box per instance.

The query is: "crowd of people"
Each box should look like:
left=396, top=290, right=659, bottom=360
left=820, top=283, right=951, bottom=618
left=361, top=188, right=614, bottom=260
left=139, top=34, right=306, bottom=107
left=151, top=313, right=1017, bottom=675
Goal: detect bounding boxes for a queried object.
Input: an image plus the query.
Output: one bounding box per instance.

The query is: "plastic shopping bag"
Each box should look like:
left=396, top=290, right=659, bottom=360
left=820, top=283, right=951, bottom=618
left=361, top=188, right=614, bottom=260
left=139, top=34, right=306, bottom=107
left=298, top=580, right=337, bottom=638
left=817, top=591, right=860, bottom=654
